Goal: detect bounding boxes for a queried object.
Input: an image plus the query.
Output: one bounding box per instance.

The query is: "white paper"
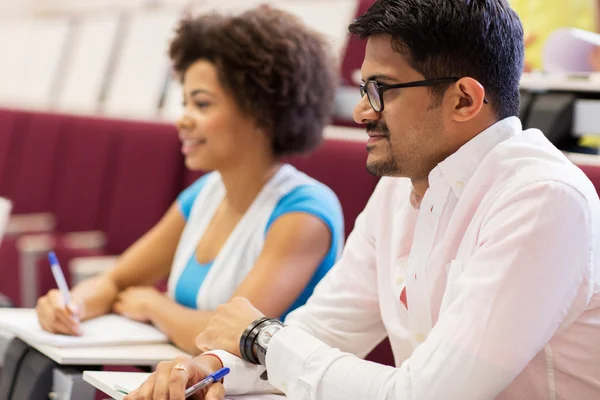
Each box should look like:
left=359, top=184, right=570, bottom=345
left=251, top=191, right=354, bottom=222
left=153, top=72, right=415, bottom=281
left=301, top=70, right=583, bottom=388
left=543, top=28, right=600, bottom=73
left=0, top=308, right=167, bottom=347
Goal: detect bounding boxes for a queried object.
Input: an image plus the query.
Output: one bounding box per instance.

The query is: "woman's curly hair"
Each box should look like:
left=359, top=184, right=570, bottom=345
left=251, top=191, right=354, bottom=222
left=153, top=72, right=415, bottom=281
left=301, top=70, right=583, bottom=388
left=169, top=5, right=338, bottom=156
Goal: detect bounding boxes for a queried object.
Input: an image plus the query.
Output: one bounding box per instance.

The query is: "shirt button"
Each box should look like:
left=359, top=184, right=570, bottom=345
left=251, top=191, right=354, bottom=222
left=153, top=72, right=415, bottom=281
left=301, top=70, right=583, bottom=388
left=394, top=275, right=404, bottom=285
left=415, top=332, right=426, bottom=343
left=455, top=180, right=465, bottom=190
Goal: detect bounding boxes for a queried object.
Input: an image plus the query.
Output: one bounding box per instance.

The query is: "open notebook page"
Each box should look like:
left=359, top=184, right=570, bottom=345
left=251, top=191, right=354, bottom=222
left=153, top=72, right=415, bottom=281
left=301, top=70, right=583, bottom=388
left=0, top=308, right=167, bottom=347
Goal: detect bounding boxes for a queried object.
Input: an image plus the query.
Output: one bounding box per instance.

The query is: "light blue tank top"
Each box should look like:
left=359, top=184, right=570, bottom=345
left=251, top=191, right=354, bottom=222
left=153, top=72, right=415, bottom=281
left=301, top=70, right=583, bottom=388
left=174, top=172, right=344, bottom=320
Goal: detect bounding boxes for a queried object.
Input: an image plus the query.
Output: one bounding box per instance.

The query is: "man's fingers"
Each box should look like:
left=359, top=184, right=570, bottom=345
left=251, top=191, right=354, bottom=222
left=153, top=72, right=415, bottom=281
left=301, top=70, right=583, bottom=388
left=154, top=357, right=206, bottom=400
left=204, top=382, right=225, bottom=400
left=153, top=360, right=177, bottom=400
left=168, top=364, right=191, bottom=400
left=125, top=372, right=156, bottom=399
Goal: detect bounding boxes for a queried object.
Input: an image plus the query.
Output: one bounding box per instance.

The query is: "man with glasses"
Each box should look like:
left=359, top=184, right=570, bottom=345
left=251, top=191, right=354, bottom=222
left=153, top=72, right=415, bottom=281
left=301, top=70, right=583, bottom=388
left=127, top=0, right=600, bottom=399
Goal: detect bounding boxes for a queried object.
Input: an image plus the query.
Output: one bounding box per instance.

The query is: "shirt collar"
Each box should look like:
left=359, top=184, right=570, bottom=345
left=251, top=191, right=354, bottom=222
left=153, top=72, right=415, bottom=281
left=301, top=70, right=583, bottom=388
left=432, top=116, right=522, bottom=198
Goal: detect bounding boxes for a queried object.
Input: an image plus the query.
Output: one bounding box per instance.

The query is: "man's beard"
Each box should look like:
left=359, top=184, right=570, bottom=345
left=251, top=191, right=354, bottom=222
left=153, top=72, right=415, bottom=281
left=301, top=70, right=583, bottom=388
left=366, top=153, right=401, bottom=177
left=365, top=121, right=401, bottom=177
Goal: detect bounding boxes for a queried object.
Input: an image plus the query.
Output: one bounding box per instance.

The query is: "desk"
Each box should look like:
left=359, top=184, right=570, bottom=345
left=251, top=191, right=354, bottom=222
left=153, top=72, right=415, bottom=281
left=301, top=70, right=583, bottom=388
left=520, top=72, right=600, bottom=93
left=29, top=342, right=188, bottom=366
left=519, top=73, right=600, bottom=138
left=83, top=371, right=285, bottom=400
left=0, top=326, right=187, bottom=399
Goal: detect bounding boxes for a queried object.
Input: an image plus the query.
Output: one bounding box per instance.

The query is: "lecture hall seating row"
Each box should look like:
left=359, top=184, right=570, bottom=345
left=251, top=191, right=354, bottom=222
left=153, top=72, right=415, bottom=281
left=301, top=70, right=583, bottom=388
left=0, top=106, right=395, bottom=366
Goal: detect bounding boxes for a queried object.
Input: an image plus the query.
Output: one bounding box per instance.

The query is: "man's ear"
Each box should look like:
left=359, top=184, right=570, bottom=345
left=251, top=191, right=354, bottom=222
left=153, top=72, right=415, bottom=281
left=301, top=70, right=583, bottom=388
left=447, top=77, right=487, bottom=122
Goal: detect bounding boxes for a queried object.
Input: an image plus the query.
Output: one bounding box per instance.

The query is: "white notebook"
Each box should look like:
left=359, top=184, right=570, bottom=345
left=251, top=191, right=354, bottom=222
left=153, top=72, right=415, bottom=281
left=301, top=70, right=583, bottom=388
left=83, top=371, right=285, bottom=400
left=0, top=308, right=167, bottom=348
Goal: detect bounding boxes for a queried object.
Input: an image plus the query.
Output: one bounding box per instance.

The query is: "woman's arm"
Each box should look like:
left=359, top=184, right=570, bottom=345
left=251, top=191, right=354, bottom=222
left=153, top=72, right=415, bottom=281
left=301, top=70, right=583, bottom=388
left=140, top=212, right=332, bottom=354
left=71, top=203, right=186, bottom=320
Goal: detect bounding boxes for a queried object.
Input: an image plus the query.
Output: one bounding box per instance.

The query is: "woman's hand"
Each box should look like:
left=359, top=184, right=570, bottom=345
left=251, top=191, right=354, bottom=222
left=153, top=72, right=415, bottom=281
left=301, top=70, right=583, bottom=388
left=36, top=289, right=83, bottom=335
left=113, top=286, right=163, bottom=322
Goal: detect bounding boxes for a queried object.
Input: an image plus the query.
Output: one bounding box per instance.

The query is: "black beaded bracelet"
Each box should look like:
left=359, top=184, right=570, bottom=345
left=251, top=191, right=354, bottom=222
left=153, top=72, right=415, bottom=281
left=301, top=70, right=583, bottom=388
left=240, top=317, right=271, bottom=364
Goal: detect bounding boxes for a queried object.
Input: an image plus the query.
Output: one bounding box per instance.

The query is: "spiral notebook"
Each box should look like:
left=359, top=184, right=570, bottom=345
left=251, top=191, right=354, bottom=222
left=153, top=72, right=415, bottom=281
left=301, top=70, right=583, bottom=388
left=0, top=308, right=167, bottom=348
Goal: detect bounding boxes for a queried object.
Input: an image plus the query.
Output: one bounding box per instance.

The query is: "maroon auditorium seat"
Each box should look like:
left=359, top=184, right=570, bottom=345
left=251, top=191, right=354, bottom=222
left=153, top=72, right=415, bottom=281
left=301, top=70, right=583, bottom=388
left=181, top=168, right=206, bottom=192
left=37, top=119, right=185, bottom=297
left=285, top=138, right=377, bottom=238
left=577, top=163, right=600, bottom=195
left=48, top=115, right=124, bottom=233
left=333, top=0, right=377, bottom=128
left=0, top=111, right=69, bottom=305
left=0, top=237, right=19, bottom=304
left=0, top=111, right=67, bottom=214
left=339, top=0, right=376, bottom=87
left=0, top=108, right=29, bottom=196
left=31, top=115, right=125, bottom=303
left=98, top=120, right=184, bottom=254
left=0, top=109, right=22, bottom=304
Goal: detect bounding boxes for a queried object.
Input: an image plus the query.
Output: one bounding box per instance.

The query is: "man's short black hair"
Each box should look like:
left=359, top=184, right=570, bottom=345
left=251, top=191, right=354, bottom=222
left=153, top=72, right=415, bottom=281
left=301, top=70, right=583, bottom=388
left=348, top=0, right=524, bottom=119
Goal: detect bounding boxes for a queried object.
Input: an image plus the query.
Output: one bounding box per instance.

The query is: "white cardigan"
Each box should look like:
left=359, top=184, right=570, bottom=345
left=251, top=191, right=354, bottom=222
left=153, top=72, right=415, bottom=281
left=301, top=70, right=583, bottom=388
left=167, top=164, right=317, bottom=311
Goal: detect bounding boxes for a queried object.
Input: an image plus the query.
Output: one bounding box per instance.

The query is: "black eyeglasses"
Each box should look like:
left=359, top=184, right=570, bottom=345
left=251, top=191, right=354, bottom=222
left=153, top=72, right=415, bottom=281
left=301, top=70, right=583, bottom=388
left=359, top=78, right=489, bottom=112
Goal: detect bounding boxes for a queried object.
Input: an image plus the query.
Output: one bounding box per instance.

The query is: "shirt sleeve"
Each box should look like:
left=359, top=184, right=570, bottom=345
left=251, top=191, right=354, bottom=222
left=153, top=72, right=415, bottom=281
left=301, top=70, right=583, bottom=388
left=177, top=174, right=211, bottom=221
left=265, top=180, right=597, bottom=399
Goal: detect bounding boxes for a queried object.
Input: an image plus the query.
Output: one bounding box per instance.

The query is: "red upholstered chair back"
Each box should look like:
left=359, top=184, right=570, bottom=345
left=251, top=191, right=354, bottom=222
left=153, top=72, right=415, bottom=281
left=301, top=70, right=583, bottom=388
left=180, top=168, right=207, bottom=192
left=577, top=163, right=600, bottom=196
left=285, top=138, right=377, bottom=238
left=339, top=0, right=377, bottom=87
left=0, top=108, right=29, bottom=197
left=49, top=115, right=124, bottom=233
left=98, top=120, right=184, bottom=254
left=0, top=111, right=67, bottom=214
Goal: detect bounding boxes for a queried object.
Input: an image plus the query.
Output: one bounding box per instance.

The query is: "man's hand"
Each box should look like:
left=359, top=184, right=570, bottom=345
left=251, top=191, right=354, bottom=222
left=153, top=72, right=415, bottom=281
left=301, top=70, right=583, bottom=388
left=125, top=355, right=224, bottom=400
left=195, top=297, right=265, bottom=357
left=113, top=286, right=162, bottom=322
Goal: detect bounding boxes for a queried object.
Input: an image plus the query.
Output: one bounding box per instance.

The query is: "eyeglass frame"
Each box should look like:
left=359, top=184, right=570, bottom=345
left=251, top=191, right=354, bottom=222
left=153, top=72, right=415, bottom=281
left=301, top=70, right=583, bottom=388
left=359, top=77, right=489, bottom=112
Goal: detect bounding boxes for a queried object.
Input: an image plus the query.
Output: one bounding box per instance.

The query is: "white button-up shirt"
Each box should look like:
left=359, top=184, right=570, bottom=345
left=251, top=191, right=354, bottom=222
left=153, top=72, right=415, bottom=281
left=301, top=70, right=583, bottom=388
left=210, top=117, right=600, bottom=399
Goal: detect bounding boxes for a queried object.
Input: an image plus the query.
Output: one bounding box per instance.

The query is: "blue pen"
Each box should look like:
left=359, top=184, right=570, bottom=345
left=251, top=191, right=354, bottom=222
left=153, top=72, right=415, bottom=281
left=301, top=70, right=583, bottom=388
left=184, top=367, right=230, bottom=398
left=48, top=251, right=71, bottom=306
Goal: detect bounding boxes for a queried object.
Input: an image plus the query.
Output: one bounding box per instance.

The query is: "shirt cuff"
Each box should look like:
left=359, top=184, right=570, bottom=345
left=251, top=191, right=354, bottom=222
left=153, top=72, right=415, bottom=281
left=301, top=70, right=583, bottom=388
left=202, top=350, right=275, bottom=395
left=266, top=326, right=333, bottom=397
